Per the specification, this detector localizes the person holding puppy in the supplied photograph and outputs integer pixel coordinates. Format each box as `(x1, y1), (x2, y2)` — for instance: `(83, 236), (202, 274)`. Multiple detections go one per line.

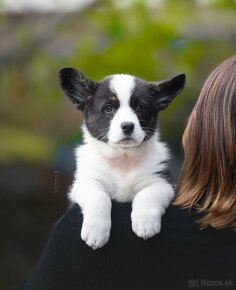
(17, 55), (236, 290)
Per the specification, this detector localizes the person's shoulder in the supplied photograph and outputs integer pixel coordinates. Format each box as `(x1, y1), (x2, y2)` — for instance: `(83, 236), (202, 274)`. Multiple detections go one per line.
(54, 203), (82, 227)
(50, 201), (134, 246)
(161, 204), (200, 229)
(52, 202), (191, 234)
(159, 204), (236, 259)
(49, 203), (84, 244)
(162, 203), (236, 238)
(53, 201), (132, 230)
(159, 204), (200, 248)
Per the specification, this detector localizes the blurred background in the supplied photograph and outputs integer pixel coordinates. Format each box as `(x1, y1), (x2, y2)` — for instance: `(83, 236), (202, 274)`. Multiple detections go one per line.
(1, 0), (236, 289)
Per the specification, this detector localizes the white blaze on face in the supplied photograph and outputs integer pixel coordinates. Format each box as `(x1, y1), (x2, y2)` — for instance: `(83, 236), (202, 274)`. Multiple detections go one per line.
(108, 74), (145, 147)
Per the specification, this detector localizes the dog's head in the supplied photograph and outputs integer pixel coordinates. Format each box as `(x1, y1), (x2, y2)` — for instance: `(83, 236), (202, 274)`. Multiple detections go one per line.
(59, 68), (185, 148)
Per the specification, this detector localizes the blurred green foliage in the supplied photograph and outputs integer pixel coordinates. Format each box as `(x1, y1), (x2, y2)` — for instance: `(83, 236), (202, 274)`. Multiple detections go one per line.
(0, 0), (236, 164)
(0, 124), (53, 163)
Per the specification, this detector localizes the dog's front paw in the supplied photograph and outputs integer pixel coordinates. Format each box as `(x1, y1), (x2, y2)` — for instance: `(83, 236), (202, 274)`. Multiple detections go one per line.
(131, 211), (161, 240)
(81, 217), (111, 250)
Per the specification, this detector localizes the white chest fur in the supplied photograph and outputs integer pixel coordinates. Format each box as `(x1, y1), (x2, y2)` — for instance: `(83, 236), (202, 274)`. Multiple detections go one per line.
(70, 131), (169, 203)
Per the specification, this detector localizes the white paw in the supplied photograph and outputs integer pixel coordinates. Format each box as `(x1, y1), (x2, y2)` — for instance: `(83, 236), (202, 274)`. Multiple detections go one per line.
(81, 217), (111, 250)
(131, 211), (161, 240)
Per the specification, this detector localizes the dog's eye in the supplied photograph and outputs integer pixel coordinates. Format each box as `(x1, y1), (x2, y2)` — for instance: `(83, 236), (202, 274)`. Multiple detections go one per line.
(136, 104), (145, 112)
(103, 104), (114, 113)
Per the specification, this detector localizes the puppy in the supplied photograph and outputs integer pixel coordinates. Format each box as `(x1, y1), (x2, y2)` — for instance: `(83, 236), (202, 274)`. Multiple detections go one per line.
(59, 68), (185, 249)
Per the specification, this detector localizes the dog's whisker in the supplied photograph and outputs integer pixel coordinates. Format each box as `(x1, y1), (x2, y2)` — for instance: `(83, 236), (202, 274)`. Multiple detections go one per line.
(95, 128), (110, 135)
(98, 133), (109, 142)
(144, 131), (154, 140)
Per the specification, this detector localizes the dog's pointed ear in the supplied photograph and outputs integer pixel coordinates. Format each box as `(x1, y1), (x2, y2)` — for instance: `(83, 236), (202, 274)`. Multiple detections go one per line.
(150, 74), (186, 110)
(59, 67), (98, 111)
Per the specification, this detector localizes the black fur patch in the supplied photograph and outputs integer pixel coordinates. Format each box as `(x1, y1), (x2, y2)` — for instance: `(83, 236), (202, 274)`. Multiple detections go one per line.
(155, 168), (173, 185)
(129, 74), (185, 141)
(84, 78), (119, 142)
(148, 74), (186, 110)
(130, 78), (159, 141)
(59, 68), (98, 111)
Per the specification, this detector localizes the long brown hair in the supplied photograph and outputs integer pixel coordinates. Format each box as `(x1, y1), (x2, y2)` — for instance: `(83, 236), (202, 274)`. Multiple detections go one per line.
(175, 55), (236, 229)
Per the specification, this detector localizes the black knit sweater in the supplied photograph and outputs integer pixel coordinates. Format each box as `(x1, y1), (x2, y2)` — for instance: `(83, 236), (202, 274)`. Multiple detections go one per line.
(17, 202), (236, 290)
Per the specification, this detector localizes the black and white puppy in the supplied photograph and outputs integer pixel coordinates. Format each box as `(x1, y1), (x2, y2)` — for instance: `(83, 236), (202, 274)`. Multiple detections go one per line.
(59, 68), (185, 249)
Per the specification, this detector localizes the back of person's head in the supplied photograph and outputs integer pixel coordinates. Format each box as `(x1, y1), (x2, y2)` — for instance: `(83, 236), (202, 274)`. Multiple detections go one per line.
(175, 55), (236, 230)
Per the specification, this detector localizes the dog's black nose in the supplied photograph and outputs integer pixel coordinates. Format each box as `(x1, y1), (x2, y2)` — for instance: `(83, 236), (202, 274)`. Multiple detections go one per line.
(121, 122), (134, 136)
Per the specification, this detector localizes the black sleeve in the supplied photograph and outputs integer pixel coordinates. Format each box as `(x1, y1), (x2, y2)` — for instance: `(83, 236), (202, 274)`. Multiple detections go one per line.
(16, 202), (159, 290)
(16, 205), (85, 290)
(19, 202), (236, 290)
